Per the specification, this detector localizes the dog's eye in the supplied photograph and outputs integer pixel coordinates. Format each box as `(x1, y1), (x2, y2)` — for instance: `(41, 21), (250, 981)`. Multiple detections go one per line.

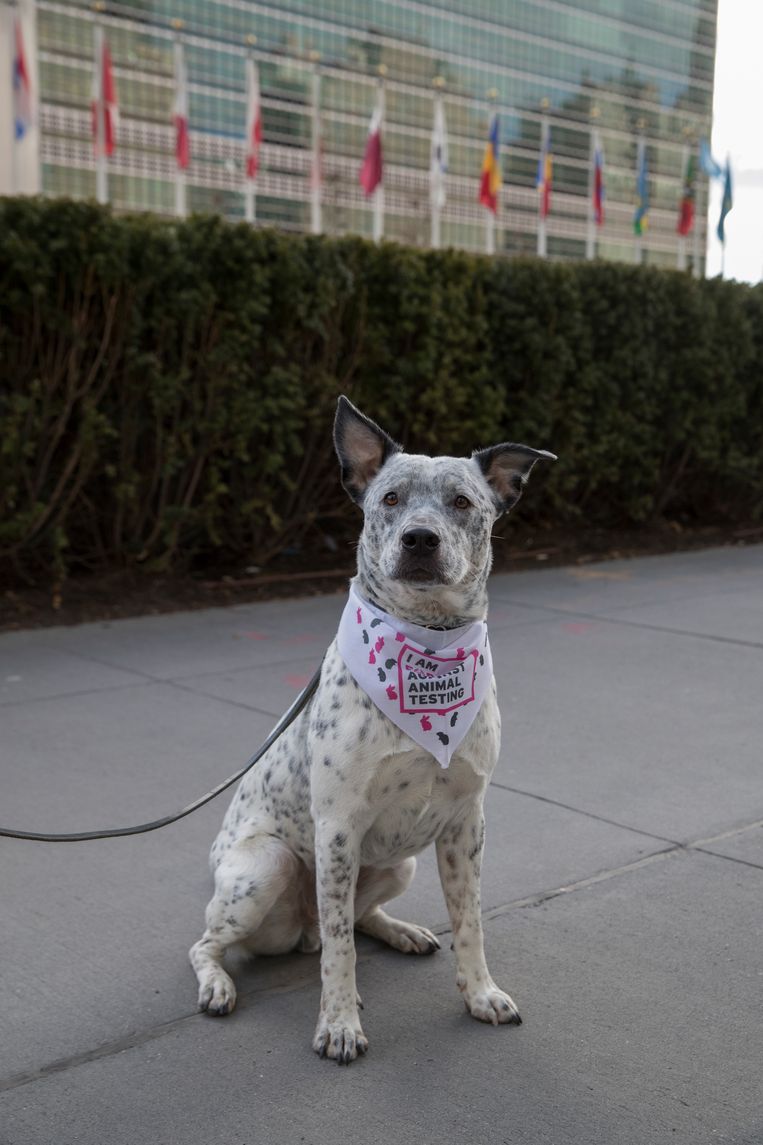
(454, 495), (471, 509)
(383, 492), (399, 507)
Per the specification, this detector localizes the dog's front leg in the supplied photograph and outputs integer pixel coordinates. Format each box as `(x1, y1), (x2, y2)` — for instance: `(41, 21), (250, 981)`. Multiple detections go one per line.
(312, 821), (368, 1063)
(436, 802), (522, 1026)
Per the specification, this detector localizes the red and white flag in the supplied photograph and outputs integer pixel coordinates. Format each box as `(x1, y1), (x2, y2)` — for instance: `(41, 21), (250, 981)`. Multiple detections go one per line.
(13, 16), (33, 141)
(173, 40), (190, 170)
(245, 57), (262, 181)
(359, 99), (382, 197)
(91, 27), (118, 156)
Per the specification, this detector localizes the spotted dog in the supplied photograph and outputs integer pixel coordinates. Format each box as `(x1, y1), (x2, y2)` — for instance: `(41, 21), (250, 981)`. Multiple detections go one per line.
(189, 396), (555, 1063)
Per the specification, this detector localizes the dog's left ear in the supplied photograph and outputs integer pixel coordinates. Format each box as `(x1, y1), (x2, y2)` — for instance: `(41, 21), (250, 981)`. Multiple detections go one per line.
(472, 442), (557, 515)
(334, 395), (403, 505)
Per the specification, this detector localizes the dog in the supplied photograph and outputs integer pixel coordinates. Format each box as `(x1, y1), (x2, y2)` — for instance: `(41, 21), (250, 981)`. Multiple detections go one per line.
(189, 395), (555, 1063)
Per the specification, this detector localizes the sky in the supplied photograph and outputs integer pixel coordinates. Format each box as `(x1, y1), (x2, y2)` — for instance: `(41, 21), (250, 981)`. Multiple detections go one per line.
(705, 0), (763, 282)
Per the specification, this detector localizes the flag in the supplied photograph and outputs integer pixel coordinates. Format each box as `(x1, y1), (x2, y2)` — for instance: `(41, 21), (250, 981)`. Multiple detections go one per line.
(430, 96), (448, 210)
(359, 98), (383, 197)
(633, 137), (649, 235)
(717, 159), (733, 244)
(592, 131), (605, 226)
(478, 112), (501, 213)
(13, 17), (33, 141)
(676, 151), (696, 236)
(173, 41), (190, 170)
(699, 138), (722, 180)
(536, 120), (552, 219)
(245, 57), (262, 181)
(91, 29), (118, 156)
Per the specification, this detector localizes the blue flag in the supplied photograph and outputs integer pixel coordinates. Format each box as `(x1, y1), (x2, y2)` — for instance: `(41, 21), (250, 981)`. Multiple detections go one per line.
(717, 159), (733, 244)
(633, 138), (649, 235)
(699, 139), (722, 180)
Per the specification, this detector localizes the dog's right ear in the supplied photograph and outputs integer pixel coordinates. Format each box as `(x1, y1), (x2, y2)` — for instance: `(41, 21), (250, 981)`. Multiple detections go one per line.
(334, 395), (402, 505)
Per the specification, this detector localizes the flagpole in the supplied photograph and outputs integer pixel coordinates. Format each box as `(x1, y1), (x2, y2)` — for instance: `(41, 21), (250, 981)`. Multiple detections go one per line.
(309, 51), (321, 235)
(172, 22), (186, 219)
(585, 107), (599, 261)
(693, 171), (703, 278)
(244, 35), (257, 225)
(431, 75), (445, 250)
(373, 65), (386, 244)
(537, 99), (549, 259)
(92, 4), (107, 204)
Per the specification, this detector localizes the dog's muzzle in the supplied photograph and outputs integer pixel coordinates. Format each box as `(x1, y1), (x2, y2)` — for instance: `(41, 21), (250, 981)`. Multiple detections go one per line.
(396, 527), (446, 583)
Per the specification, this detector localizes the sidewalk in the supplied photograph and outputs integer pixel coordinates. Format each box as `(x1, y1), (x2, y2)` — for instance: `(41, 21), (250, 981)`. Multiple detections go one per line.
(1, 545), (761, 1145)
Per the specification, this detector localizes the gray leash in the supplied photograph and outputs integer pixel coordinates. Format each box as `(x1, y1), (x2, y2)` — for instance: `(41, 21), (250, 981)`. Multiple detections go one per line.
(0, 660), (323, 843)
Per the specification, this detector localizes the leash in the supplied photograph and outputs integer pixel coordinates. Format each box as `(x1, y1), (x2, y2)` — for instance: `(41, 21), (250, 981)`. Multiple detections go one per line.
(0, 660), (323, 843)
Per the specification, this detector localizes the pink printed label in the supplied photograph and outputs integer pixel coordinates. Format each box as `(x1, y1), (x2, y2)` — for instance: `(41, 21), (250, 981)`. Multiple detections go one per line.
(396, 643), (477, 716)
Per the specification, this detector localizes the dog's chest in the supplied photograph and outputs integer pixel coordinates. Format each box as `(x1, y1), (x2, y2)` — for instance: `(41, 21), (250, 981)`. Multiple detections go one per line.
(358, 753), (485, 866)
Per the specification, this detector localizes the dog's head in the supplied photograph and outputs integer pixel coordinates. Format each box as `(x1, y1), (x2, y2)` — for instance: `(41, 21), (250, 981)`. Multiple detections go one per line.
(334, 396), (556, 626)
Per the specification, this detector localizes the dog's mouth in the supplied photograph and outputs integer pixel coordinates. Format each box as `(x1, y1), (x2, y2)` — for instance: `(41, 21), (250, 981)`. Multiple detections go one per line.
(394, 557), (448, 585)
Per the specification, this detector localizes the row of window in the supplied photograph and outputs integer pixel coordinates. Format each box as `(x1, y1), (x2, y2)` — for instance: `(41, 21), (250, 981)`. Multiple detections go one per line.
(45, 1), (713, 116)
(286, 0), (716, 50)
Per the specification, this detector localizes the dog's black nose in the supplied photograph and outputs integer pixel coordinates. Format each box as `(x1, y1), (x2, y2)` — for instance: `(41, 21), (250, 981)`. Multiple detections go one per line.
(401, 528), (441, 555)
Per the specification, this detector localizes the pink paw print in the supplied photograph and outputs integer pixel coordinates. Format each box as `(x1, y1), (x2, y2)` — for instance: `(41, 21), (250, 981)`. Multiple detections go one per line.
(456, 647), (466, 660)
(420, 715), (432, 731)
(368, 650), (376, 665)
(375, 636), (385, 653)
(395, 632), (405, 642)
(356, 608), (362, 624)
(386, 684), (398, 700)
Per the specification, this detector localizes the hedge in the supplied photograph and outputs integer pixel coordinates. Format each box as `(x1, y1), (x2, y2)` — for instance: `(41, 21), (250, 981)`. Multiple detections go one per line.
(1, 197), (761, 583)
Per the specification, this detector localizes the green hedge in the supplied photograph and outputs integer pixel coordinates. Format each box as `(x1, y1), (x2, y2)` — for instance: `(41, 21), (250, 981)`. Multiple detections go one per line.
(1, 197), (761, 582)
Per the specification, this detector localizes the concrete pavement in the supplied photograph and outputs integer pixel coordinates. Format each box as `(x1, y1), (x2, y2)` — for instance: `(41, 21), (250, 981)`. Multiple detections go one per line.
(1, 544), (761, 1144)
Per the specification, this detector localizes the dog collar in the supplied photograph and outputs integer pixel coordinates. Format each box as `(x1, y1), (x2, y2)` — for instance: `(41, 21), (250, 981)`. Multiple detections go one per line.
(336, 585), (492, 767)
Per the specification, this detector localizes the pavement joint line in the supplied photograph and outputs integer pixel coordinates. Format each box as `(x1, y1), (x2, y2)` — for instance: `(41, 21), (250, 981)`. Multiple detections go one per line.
(476, 818), (763, 925)
(0, 679), (155, 710)
(488, 597), (763, 651)
(164, 676), (287, 720)
(488, 780), (680, 846)
(32, 639), (326, 682)
(492, 575), (761, 619)
(167, 650), (325, 685)
(0, 638), (321, 716)
(4, 816), (761, 1095)
(692, 847), (763, 872)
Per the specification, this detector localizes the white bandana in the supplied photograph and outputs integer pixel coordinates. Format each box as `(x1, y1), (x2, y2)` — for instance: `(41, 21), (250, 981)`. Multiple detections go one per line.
(336, 585), (493, 767)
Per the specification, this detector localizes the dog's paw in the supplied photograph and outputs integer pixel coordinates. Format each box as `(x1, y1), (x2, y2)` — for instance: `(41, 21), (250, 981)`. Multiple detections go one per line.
(386, 920), (441, 956)
(358, 913), (441, 955)
(463, 984), (521, 1027)
(197, 971), (237, 1016)
(313, 1014), (368, 1064)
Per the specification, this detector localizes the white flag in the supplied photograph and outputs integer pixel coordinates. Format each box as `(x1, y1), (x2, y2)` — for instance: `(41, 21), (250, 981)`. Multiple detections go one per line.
(430, 96), (448, 209)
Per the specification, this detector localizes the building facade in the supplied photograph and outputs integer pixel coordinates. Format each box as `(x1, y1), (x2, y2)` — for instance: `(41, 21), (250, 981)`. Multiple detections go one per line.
(3, 0), (718, 269)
